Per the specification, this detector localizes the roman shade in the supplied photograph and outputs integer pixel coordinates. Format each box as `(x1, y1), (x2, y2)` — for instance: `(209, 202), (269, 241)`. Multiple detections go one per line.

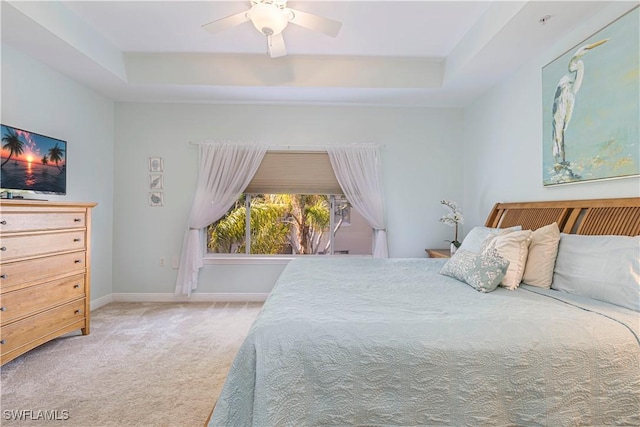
(245, 151), (343, 195)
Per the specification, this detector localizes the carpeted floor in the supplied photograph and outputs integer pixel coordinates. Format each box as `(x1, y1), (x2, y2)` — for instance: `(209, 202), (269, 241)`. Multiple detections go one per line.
(0, 302), (262, 427)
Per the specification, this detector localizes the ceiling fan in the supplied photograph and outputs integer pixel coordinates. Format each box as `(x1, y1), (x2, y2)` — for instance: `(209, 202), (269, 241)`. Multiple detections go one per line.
(202, 0), (342, 58)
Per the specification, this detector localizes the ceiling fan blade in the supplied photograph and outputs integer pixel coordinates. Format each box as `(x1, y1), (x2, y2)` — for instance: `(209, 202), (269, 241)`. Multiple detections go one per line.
(287, 8), (342, 37)
(202, 10), (250, 34)
(268, 33), (287, 58)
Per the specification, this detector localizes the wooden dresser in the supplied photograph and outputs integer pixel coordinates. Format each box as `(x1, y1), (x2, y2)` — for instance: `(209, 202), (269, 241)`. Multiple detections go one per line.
(0, 200), (97, 365)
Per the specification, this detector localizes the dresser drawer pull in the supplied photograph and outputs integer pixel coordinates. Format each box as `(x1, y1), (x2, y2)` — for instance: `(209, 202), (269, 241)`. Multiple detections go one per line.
(74, 259), (82, 264)
(75, 309), (82, 314)
(0, 274), (6, 279)
(74, 218), (82, 222)
(0, 220), (6, 225)
(0, 306), (6, 312)
(0, 340), (5, 345)
(0, 247), (5, 251)
(74, 284), (81, 288)
(74, 238), (82, 242)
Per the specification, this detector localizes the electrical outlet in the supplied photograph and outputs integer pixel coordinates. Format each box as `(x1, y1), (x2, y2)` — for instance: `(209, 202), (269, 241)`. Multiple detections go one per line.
(160, 257), (165, 267)
(171, 256), (179, 269)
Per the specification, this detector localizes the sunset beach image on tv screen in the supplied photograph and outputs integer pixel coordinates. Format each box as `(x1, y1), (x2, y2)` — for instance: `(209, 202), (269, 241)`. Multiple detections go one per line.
(1, 124), (67, 195)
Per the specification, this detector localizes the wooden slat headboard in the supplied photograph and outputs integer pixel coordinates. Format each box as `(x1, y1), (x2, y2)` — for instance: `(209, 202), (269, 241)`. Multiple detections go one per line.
(484, 197), (640, 236)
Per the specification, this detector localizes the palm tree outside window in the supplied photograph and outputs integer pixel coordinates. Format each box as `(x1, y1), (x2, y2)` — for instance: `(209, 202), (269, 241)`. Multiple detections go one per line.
(207, 193), (371, 256)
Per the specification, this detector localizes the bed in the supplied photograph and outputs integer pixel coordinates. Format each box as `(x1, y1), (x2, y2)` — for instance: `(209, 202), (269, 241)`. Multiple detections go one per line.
(208, 198), (640, 427)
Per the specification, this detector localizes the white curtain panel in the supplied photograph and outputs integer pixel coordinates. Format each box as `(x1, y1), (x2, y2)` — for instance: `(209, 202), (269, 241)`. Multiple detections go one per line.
(328, 145), (389, 258)
(175, 142), (267, 296)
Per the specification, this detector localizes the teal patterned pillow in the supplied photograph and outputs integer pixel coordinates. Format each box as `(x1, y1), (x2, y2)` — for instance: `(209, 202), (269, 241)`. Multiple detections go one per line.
(439, 249), (510, 293)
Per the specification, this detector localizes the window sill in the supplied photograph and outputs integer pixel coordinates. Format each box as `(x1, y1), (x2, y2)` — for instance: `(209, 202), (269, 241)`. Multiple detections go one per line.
(203, 255), (295, 265)
(202, 254), (372, 265)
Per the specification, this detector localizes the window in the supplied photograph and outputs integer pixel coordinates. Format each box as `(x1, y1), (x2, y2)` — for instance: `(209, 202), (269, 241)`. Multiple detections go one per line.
(205, 151), (372, 256)
(207, 194), (372, 255)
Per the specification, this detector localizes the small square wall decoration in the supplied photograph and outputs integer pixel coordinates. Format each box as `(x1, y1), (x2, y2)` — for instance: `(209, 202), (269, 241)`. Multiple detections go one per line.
(541, 7), (639, 186)
(149, 174), (163, 190)
(149, 192), (163, 207)
(149, 157), (163, 172)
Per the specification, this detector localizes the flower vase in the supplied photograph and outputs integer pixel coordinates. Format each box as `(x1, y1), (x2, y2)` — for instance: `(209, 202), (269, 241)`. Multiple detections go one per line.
(450, 242), (458, 255)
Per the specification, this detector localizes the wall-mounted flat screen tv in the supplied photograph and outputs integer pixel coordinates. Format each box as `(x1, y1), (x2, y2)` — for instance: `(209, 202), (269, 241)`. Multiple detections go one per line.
(1, 124), (67, 195)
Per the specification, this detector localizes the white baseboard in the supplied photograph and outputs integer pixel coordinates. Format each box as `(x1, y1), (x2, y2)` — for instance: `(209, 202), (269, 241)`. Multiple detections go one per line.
(90, 294), (114, 311)
(110, 293), (269, 303)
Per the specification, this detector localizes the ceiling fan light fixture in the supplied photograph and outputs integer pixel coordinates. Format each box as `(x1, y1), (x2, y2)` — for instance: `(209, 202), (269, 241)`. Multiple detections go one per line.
(247, 3), (289, 36)
(202, 0), (341, 59)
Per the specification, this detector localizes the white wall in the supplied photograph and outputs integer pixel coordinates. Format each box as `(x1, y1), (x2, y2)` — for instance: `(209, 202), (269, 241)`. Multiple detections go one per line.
(462, 3), (640, 231)
(1, 44), (115, 302)
(11, 3), (636, 301)
(113, 103), (463, 295)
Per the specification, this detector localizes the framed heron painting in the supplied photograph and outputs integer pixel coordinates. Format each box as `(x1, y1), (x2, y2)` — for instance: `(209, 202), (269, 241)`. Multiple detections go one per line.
(542, 6), (639, 186)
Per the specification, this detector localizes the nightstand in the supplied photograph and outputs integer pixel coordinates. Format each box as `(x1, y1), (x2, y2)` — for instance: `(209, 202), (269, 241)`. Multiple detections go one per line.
(425, 248), (451, 258)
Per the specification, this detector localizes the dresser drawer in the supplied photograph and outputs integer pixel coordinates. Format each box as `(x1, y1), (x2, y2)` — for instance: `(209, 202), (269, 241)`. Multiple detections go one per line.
(0, 274), (85, 325)
(0, 299), (85, 357)
(0, 230), (85, 261)
(0, 252), (86, 290)
(0, 211), (86, 233)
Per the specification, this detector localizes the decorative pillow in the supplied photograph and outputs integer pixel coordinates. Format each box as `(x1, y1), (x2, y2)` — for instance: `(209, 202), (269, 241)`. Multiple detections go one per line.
(440, 249), (510, 293)
(552, 234), (640, 312)
(458, 225), (523, 253)
(522, 222), (561, 288)
(481, 229), (532, 290)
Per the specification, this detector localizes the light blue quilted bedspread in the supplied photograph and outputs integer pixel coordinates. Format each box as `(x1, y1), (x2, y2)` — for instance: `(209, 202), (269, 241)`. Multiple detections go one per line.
(209, 258), (640, 427)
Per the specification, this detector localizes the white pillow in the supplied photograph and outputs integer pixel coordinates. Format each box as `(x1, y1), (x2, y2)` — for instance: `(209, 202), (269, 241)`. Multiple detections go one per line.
(481, 229), (532, 290)
(522, 223), (561, 288)
(459, 225), (522, 253)
(552, 234), (640, 312)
